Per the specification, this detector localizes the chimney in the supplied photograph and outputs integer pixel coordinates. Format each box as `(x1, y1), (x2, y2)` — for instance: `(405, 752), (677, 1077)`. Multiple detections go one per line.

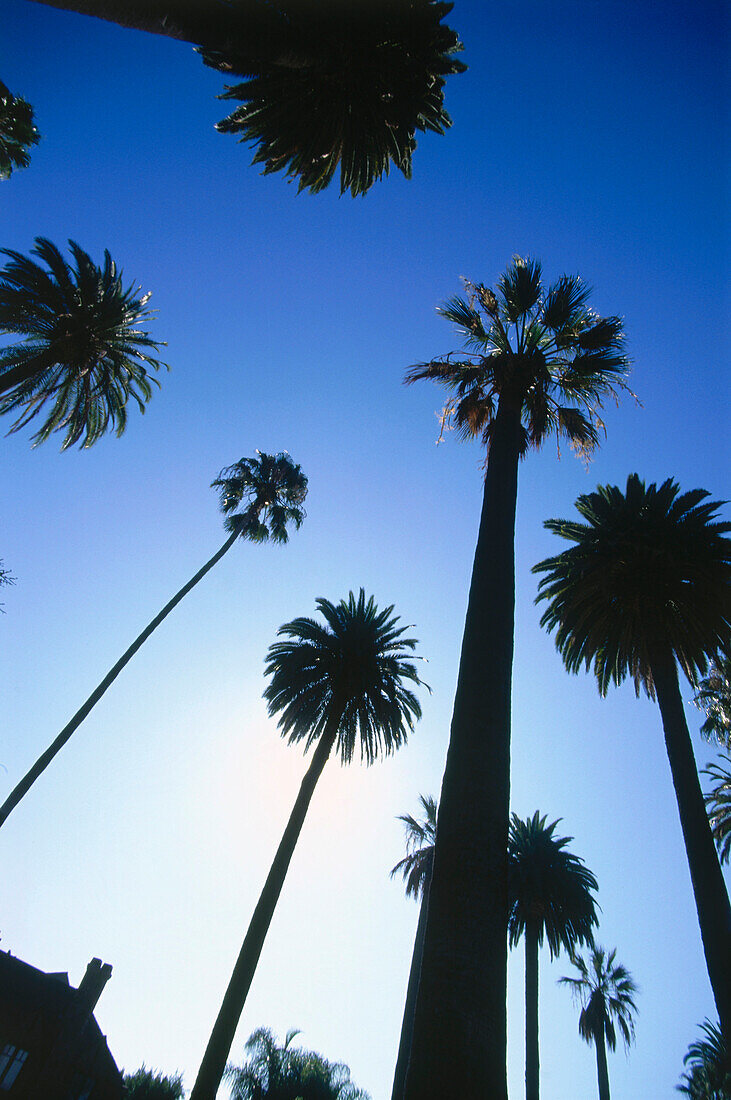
(77, 957), (112, 1012)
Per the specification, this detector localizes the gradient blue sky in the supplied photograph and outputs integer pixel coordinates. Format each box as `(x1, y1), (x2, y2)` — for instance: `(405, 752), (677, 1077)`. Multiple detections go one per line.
(2, 1), (729, 1096)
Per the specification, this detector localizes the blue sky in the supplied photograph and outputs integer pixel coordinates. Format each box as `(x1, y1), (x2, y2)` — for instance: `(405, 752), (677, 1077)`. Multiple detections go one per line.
(2, 1), (729, 1097)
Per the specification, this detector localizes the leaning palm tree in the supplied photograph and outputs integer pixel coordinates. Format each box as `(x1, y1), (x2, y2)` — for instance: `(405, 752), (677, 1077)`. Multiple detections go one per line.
(677, 1019), (730, 1100)
(225, 1026), (370, 1100)
(695, 655), (731, 749)
(534, 474), (731, 1037)
(559, 946), (637, 1100)
(0, 237), (167, 448)
(0, 452), (307, 829)
(190, 589), (424, 1100)
(508, 812), (598, 1100)
(390, 794), (437, 1100)
(29, 1), (465, 196)
(403, 257), (630, 1099)
(703, 754), (731, 866)
(0, 80), (40, 179)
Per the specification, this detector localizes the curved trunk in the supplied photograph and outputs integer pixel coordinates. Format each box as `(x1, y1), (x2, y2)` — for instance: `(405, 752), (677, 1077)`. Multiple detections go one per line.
(595, 1031), (610, 1100)
(189, 728), (335, 1100)
(525, 925), (539, 1100)
(0, 529), (239, 829)
(650, 651), (731, 1039)
(391, 883), (430, 1100)
(404, 396), (522, 1100)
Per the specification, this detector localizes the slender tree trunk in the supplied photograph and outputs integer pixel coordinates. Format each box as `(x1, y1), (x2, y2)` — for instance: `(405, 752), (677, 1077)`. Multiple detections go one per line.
(189, 728), (336, 1100)
(525, 925), (539, 1100)
(650, 650), (731, 1040)
(404, 396), (522, 1100)
(594, 1031), (610, 1100)
(391, 883), (430, 1100)
(0, 529), (239, 829)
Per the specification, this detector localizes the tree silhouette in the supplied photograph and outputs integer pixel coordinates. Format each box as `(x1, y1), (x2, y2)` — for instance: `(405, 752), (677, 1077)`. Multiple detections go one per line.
(0, 80), (40, 179)
(190, 590), (424, 1100)
(0, 237), (167, 448)
(535, 474), (731, 1036)
(403, 257), (629, 1099)
(0, 452), (307, 828)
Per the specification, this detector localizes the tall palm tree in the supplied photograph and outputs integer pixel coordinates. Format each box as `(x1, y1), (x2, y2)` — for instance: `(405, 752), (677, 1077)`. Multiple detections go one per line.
(0, 80), (40, 179)
(695, 655), (731, 749)
(0, 452), (307, 828)
(190, 589), (424, 1100)
(534, 474), (731, 1037)
(0, 237), (167, 448)
(390, 794), (437, 1100)
(30, 1), (465, 196)
(677, 1019), (730, 1100)
(508, 812), (598, 1100)
(224, 1026), (370, 1100)
(703, 754), (731, 866)
(403, 257), (629, 1099)
(559, 946), (637, 1100)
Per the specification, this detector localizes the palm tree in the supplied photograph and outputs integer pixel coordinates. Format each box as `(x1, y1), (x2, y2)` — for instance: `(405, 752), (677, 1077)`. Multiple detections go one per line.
(224, 1026), (370, 1100)
(559, 946), (637, 1100)
(122, 1066), (186, 1099)
(508, 812), (598, 1100)
(677, 1019), (730, 1100)
(534, 474), (731, 1036)
(0, 237), (167, 448)
(0, 80), (40, 179)
(703, 754), (731, 866)
(695, 655), (731, 749)
(190, 589), (424, 1100)
(29, 0), (465, 196)
(0, 452), (307, 828)
(390, 794), (437, 1100)
(403, 257), (629, 1099)
(0, 558), (14, 611)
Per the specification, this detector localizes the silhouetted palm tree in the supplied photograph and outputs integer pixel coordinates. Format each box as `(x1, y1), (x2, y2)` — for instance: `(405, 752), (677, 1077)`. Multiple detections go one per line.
(560, 946), (637, 1100)
(0, 452), (307, 828)
(703, 754), (731, 866)
(390, 794), (437, 1100)
(30, 0), (465, 196)
(0, 238), (167, 448)
(508, 812), (598, 1100)
(534, 474), (731, 1036)
(0, 80), (40, 178)
(122, 1066), (185, 1099)
(695, 655), (731, 749)
(190, 590), (424, 1100)
(225, 1026), (370, 1100)
(403, 257), (629, 1098)
(677, 1019), (730, 1099)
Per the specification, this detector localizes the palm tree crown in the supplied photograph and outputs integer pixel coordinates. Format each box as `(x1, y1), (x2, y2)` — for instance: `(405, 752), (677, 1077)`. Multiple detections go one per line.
(405, 256), (630, 460)
(508, 811), (598, 958)
(200, 0), (466, 197)
(0, 80), (40, 179)
(212, 451), (308, 543)
(677, 1019), (730, 1100)
(225, 1027), (370, 1100)
(264, 588), (424, 763)
(703, 754), (731, 866)
(534, 474), (731, 697)
(560, 946), (638, 1054)
(0, 237), (167, 448)
(391, 793), (437, 900)
(695, 655), (731, 748)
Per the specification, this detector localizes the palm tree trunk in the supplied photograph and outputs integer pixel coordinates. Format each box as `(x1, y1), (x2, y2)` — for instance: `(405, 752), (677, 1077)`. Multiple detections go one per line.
(189, 727), (336, 1100)
(404, 395), (523, 1100)
(27, 0), (319, 62)
(525, 925), (539, 1100)
(650, 650), (731, 1039)
(391, 884), (430, 1100)
(0, 529), (239, 829)
(594, 1031), (610, 1100)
